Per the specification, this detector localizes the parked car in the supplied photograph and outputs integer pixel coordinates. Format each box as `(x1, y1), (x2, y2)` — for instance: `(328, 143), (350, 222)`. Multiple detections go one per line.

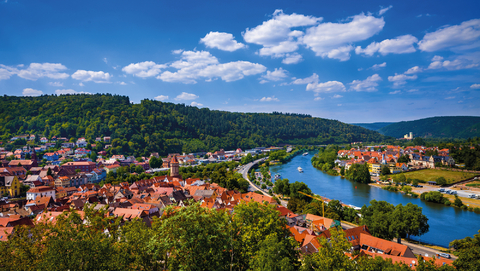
(438, 253), (451, 259)
(468, 194), (476, 199)
(438, 188), (445, 192)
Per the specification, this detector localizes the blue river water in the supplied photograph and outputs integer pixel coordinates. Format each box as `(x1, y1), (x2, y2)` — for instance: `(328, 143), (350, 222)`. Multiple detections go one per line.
(269, 151), (480, 247)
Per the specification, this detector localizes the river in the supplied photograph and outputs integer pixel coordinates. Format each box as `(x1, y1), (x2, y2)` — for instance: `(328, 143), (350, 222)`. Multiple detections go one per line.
(270, 151), (480, 247)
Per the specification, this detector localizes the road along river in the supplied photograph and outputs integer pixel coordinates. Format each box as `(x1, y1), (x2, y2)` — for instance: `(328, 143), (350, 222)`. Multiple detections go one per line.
(269, 151), (480, 248)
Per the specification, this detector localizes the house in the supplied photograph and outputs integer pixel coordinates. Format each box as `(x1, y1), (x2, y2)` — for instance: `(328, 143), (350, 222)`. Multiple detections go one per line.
(26, 186), (56, 200)
(8, 160), (36, 170)
(55, 176), (71, 188)
(40, 137), (48, 143)
(103, 136), (111, 143)
(105, 164), (121, 174)
(61, 142), (75, 148)
(23, 175), (43, 187)
(76, 138), (88, 148)
(95, 137), (102, 142)
(61, 161), (96, 173)
(44, 152), (59, 162)
(91, 168), (106, 183)
(74, 148), (91, 156)
(0, 176), (21, 197)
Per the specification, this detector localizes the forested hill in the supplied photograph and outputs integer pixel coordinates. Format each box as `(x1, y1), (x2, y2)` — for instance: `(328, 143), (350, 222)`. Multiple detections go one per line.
(0, 94), (386, 156)
(378, 116), (480, 139)
(351, 122), (394, 131)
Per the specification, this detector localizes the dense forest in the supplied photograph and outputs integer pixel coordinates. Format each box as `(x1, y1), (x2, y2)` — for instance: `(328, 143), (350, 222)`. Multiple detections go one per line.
(351, 122), (393, 131)
(0, 94), (386, 156)
(377, 116), (480, 139)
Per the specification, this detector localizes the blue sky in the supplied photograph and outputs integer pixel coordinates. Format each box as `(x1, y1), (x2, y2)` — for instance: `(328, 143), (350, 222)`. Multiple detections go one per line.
(1, 0), (479, 123)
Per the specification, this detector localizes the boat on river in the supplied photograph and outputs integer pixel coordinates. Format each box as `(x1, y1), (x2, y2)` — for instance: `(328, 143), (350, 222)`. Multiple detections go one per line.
(274, 174), (281, 180)
(303, 152), (308, 156)
(298, 167), (303, 173)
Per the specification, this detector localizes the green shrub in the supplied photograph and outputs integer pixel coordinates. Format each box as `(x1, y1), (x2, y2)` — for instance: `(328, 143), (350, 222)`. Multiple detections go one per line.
(444, 201), (451, 206)
(461, 205), (468, 210)
(474, 207), (480, 213)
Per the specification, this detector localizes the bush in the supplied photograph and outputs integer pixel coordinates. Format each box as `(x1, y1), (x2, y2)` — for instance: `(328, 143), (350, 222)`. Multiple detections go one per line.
(474, 207), (480, 213)
(444, 201), (451, 206)
(461, 205), (468, 210)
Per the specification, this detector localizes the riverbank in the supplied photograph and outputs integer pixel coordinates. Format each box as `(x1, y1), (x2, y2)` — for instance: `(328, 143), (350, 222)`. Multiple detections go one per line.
(370, 182), (480, 210)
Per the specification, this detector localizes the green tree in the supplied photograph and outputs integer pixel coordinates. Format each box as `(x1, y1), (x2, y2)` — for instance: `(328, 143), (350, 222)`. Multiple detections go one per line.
(451, 230), (480, 271)
(381, 165), (391, 175)
(300, 227), (355, 271)
(390, 203), (429, 243)
(454, 195), (463, 208)
(436, 177), (447, 186)
(361, 200), (396, 240)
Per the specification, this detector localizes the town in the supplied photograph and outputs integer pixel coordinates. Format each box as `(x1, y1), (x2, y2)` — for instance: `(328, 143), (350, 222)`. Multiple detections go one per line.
(2, 134), (474, 269)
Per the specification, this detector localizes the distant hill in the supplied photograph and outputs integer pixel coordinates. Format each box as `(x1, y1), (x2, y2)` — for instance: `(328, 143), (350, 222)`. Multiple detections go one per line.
(0, 94), (387, 156)
(351, 122), (394, 131)
(378, 116), (480, 139)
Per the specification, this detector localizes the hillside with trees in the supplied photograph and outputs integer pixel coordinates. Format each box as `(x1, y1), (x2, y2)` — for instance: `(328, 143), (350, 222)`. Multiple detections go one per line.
(0, 94), (386, 156)
(377, 116), (480, 139)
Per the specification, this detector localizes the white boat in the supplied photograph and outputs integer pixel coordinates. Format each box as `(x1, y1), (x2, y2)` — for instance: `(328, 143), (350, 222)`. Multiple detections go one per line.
(298, 167), (303, 173)
(303, 152), (308, 156)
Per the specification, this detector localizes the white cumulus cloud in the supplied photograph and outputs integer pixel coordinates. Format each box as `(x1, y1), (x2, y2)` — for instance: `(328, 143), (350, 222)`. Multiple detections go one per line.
(259, 96), (280, 102)
(22, 88), (43, 96)
(389, 90), (401, 94)
(388, 73), (417, 87)
(428, 54), (479, 70)
(55, 89), (92, 95)
(378, 5), (393, 16)
(282, 53), (303, 64)
(471, 84), (480, 89)
(261, 68), (288, 82)
(200, 32), (246, 52)
(405, 66), (423, 74)
(190, 101), (203, 107)
(292, 73), (319, 85)
(314, 97), (324, 101)
(332, 94), (343, 98)
(154, 95), (169, 101)
(122, 61), (167, 78)
(175, 92), (199, 101)
(307, 80), (346, 94)
(355, 35), (418, 56)
(17, 63), (69, 80)
(370, 62), (387, 70)
(72, 70), (112, 83)
(159, 50), (266, 84)
(418, 19), (480, 52)
(349, 74), (382, 92)
(302, 13), (385, 61)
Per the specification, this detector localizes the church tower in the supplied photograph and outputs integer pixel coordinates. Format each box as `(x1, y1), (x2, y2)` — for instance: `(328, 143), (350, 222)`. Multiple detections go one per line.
(170, 155), (180, 178)
(31, 147), (38, 167)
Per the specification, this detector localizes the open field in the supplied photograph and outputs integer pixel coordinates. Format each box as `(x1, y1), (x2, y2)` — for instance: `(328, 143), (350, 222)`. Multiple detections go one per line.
(397, 169), (477, 184)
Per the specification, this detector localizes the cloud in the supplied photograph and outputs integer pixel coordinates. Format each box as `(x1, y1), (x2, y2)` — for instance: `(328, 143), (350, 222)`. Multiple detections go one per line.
(282, 53), (303, 64)
(259, 96), (279, 102)
(175, 92), (199, 101)
(445, 96), (455, 100)
(55, 89), (92, 95)
(103, 58), (108, 64)
(387, 73), (417, 86)
(314, 97), (324, 101)
(154, 95), (169, 101)
(307, 80), (346, 94)
(243, 9), (321, 59)
(119, 81), (127, 85)
(48, 81), (64, 87)
(261, 68), (288, 82)
(389, 90), (401, 94)
(405, 66), (423, 74)
(79, 82), (84, 87)
(471, 84), (480, 89)
(200, 31), (246, 52)
(292, 73), (319, 85)
(0, 65), (18, 80)
(378, 5), (393, 16)
(159, 50), (266, 83)
(355, 35), (418, 56)
(15, 63), (69, 80)
(22, 88), (43, 96)
(349, 74), (382, 91)
(122, 61), (166, 78)
(428, 54), (480, 70)
(302, 13), (385, 61)
(172, 49), (183, 54)
(332, 94), (343, 98)
(418, 19), (480, 52)
(370, 62), (387, 70)
(190, 101), (203, 107)
(407, 89), (419, 92)
(71, 70), (112, 83)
